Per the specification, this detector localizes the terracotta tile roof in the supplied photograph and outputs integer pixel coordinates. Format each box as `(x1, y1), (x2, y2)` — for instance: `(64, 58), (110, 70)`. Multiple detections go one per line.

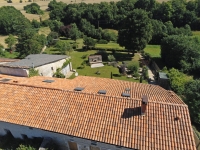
(0, 75), (184, 104)
(0, 82), (196, 150)
(0, 74), (196, 149)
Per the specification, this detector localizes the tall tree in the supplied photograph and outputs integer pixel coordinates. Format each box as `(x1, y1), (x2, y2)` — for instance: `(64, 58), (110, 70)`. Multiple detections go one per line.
(117, 9), (152, 52)
(83, 36), (96, 49)
(68, 23), (81, 42)
(0, 6), (31, 35)
(161, 35), (200, 72)
(184, 79), (200, 125)
(55, 40), (71, 55)
(5, 34), (17, 50)
(16, 29), (46, 58)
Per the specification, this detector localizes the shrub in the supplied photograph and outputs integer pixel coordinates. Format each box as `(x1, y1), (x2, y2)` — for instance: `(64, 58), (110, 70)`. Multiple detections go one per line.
(81, 54), (88, 59)
(142, 66), (149, 79)
(108, 54), (116, 62)
(127, 62), (139, 74)
(62, 59), (70, 68)
(53, 68), (65, 78)
(24, 3), (43, 15)
(29, 68), (39, 77)
(97, 39), (108, 44)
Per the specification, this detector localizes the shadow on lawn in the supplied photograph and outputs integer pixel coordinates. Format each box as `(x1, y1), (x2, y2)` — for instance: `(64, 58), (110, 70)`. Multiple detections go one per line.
(113, 74), (121, 77)
(94, 51), (134, 62)
(151, 57), (165, 70)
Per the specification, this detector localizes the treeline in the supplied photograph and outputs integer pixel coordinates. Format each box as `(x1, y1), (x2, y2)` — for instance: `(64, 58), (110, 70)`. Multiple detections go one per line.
(48, 0), (200, 30)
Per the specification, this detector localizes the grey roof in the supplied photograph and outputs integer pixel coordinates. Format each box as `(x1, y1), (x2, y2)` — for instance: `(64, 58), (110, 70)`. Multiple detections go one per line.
(0, 54), (68, 69)
(159, 72), (169, 79)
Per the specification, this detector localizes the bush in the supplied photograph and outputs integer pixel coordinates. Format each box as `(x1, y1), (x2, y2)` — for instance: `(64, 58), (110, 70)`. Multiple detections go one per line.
(24, 3), (43, 15)
(62, 59), (70, 68)
(29, 68), (39, 77)
(97, 39), (108, 44)
(107, 54), (116, 62)
(32, 19), (40, 28)
(53, 68), (65, 78)
(127, 62), (139, 74)
(142, 66), (149, 79)
(7, 0), (12, 3)
(81, 54), (88, 59)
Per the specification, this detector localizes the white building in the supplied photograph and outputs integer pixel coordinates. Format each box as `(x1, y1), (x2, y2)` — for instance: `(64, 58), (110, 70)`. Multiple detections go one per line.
(0, 54), (71, 77)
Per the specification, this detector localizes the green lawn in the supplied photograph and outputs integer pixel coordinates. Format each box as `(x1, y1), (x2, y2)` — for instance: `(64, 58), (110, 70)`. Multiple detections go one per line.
(192, 31), (200, 41)
(45, 45), (143, 82)
(144, 45), (161, 58)
(144, 45), (165, 69)
(95, 42), (124, 50)
(69, 50), (141, 82)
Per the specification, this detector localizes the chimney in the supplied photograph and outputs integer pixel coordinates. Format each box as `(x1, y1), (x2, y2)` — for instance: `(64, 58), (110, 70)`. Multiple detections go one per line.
(141, 95), (148, 116)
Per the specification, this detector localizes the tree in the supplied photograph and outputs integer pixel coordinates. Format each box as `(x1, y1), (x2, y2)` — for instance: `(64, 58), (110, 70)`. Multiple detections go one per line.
(167, 68), (192, 95)
(49, 20), (63, 32)
(149, 19), (167, 44)
(0, 6), (31, 35)
(5, 34), (17, 50)
(68, 23), (81, 42)
(161, 35), (200, 72)
(31, 19), (40, 28)
(127, 62), (139, 74)
(47, 32), (59, 46)
(117, 9), (152, 52)
(24, 3), (43, 15)
(55, 40), (71, 55)
(184, 79), (200, 125)
(83, 36), (96, 49)
(16, 29), (46, 58)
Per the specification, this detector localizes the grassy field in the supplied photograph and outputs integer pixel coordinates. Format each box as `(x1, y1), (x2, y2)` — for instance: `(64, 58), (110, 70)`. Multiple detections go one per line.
(144, 45), (161, 58)
(95, 42), (124, 50)
(192, 31), (200, 41)
(144, 44), (166, 69)
(69, 50), (141, 82)
(45, 43), (143, 82)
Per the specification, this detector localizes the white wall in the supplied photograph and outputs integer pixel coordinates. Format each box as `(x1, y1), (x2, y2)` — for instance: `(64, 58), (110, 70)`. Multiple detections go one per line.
(34, 58), (66, 77)
(0, 121), (131, 150)
(0, 67), (28, 77)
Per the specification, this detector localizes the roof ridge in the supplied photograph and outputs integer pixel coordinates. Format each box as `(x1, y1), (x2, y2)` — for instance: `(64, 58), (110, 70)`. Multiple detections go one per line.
(0, 82), (187, 106)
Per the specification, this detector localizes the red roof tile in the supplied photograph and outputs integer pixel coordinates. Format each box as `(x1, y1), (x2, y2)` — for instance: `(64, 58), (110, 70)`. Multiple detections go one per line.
(0, 74), (196, 149)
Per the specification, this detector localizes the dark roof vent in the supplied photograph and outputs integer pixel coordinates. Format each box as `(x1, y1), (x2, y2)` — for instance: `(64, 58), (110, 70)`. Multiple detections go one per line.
(0, 78), (11, 82)
(98, 90), (106, 94)
(42, 80), (54, 83)
(91, 141), (97, 146)
(74, 87), (84, 91)
(121, 93), (130, 97)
